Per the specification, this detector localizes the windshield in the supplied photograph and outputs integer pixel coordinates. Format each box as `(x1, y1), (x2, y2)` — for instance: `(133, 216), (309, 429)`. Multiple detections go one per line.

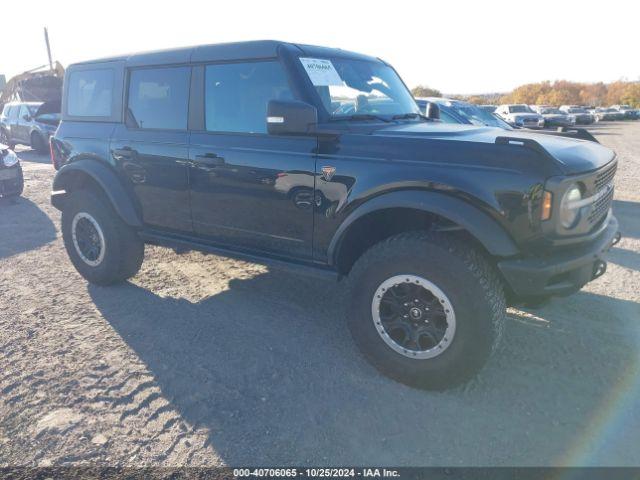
(508, 105), (531, 113)
(568, 108), (586, 113)
(303, 58), (419, 119)
(541, 108), (563, 114)
(451, 103), (511, 128)
(26, 104), (42, 115)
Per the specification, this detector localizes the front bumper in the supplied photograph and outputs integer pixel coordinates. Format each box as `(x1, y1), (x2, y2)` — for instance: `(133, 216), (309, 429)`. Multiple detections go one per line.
(498, 215), (620, 298)
(0, 165), (24, 197)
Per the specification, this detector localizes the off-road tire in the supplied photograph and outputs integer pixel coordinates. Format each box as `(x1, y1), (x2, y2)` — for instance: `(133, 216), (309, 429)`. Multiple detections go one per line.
(31, 132), (48, 154)
(61, 190), (144, 285)
(347, 231), (506, 390)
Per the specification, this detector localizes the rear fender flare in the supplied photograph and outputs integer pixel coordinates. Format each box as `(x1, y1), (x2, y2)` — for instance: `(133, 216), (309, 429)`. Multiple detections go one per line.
(51, 158), (142, 227)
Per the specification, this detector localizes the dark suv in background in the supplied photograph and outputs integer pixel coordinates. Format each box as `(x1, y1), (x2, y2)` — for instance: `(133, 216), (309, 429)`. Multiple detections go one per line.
(50, 41), (620, 389)
(0, 101), (60, 153)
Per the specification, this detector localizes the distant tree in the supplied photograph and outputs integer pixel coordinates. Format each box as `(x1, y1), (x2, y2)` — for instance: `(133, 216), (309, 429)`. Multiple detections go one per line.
(621, 82), (640, 108)
(580, 82), (607, 106)
(606, 81), (630, 106)
(411, 85), (442, 98)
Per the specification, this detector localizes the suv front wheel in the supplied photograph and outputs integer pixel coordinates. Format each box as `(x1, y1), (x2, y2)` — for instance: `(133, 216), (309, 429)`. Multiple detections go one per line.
(347, 231), (506, 390)
(61, 190), (144, 285)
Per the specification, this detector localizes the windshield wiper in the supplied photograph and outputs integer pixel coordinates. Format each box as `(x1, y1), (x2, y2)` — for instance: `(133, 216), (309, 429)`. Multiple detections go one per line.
(392, 112), (431, 121)
(331, 114), (392, 123)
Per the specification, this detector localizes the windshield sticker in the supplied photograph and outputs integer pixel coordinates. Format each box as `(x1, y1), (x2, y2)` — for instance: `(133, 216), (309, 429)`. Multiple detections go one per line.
(299, 58), (343, 86)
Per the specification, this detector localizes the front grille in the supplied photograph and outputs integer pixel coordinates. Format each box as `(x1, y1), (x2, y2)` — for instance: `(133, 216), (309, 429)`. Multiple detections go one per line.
(588, 186), (614, 224)
(594, 162), (617, 190)
(588, 162), (617, 225)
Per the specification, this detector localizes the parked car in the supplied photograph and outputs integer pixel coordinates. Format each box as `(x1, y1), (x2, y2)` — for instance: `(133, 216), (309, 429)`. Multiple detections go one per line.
(416, 97), (512, 129)
(0, 101), (60, 153)
(0, 144), (23, 198)
(478, 105), (497, 113)
(50, 40), (620, 389)
(531, 106), (576, 127)
(495, 104), (545, 129)
(559, 105), (595, 124)
(593, 107), (625, 122)
(611, 104), (638, 120)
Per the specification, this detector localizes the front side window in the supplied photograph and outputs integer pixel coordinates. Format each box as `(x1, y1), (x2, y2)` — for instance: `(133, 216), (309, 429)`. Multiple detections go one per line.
(67, 68), (114, 117)
(299, 57), (419, 118)
(205, 61), (293, 134)
(127, 67), (190, 130)
(19, 105), (31, 120)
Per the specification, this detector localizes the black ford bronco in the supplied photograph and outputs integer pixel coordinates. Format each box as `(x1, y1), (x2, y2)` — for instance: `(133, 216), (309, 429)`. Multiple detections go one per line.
(51, 41), (620, 389)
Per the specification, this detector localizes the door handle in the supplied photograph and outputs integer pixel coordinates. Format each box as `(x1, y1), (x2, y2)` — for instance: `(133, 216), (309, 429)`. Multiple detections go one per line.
(194, 153), (225, 167)
(113, 147), (136, 159)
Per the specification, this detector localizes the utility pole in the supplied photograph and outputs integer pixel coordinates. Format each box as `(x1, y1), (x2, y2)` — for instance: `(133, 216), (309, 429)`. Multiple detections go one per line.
(44, 27), (53, 71)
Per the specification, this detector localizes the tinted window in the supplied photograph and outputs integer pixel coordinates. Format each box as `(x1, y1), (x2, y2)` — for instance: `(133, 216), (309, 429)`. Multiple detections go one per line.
(8, 106), (19, 121)
(205, 61), (293, 134)
(127, 67), (190, 130)
(19, 105), (31, 120)
(67, 68), (114, 117)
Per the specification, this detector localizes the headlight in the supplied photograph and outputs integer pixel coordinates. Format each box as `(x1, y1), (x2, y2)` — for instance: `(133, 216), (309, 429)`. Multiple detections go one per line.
(560, 183), (583, 228)
(2, 149), (19, 167)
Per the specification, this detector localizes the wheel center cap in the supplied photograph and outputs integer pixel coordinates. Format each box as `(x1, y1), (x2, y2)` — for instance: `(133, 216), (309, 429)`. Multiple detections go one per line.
(409, 307), (423, 320)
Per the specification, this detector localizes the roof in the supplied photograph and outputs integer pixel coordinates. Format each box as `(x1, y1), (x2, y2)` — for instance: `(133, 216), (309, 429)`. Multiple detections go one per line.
(68, 40), (380, 68)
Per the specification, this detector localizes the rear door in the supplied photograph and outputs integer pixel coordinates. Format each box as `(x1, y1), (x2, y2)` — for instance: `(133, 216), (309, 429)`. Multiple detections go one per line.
(110, 66), (192, 232)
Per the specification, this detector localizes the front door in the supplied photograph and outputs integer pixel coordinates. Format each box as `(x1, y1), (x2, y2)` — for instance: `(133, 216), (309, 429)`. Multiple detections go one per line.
(189, 60), (317, 259)
(110, 66), (192, 232)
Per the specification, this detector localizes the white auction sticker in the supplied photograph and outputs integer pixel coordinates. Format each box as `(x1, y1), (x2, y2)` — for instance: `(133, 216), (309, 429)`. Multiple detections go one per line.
(299, 58), (343, 86)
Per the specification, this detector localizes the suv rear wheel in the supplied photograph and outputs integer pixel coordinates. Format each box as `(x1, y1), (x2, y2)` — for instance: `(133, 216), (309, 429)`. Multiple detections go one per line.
(61, 190), (144, 285)
(347, 231), (505, 390)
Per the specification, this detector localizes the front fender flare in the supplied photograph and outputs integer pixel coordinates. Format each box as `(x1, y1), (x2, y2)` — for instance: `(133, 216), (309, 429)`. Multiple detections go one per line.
(328, 190), (520, 264)
(51, 158), (142, 227)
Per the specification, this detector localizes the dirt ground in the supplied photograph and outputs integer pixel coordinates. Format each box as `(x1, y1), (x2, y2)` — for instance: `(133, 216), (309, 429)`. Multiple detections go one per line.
(1, 122), (639, 467)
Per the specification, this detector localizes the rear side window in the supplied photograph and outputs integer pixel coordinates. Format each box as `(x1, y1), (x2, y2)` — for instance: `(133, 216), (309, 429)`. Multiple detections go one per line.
(204, 61), (293, 134)
(127, 67), (190, 130)
(67, 68), (114, 117)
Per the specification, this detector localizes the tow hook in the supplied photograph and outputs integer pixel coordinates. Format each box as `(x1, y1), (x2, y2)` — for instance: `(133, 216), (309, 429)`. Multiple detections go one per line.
(611, 231), (622, 247)
(593, 260), (607, 280)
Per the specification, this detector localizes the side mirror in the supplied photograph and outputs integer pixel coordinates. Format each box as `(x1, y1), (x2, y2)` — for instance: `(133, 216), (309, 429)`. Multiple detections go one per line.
(267, 100), (317, 135)
(425, 102), (440, 120)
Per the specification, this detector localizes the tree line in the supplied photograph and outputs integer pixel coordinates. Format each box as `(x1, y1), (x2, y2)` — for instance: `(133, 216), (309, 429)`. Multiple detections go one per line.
(411, 81), (640, 107)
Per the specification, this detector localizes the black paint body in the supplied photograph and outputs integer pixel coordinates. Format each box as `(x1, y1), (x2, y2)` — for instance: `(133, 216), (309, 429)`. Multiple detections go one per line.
(50, 41), (620, 300)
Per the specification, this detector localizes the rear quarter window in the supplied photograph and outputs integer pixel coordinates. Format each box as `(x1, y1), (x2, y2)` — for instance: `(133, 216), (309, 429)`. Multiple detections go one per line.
(127, 67), (190, 130)
(67, 68), (114, 117)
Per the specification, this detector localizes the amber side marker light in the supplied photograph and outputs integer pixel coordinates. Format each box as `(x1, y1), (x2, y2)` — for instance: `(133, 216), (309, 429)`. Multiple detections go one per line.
(541, 191), (553, 220)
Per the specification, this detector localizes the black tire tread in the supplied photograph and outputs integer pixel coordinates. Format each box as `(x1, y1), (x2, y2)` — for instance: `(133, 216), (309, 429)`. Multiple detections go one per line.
(347, 230), (506, 389)
(62, 190), (144, 285)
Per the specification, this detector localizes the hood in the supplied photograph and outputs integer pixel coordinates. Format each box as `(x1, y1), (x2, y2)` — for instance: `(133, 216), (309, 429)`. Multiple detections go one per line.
(373, 122), (615, 175)
(34, 100), (61, 126)
(34, 100), (61, 117)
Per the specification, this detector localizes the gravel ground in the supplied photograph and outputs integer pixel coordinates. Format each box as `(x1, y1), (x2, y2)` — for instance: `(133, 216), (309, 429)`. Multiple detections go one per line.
(1, 122), (639, 467)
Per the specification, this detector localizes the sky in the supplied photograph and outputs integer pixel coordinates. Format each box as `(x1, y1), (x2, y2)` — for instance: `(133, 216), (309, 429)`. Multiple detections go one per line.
(1, 0), (637, 94)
